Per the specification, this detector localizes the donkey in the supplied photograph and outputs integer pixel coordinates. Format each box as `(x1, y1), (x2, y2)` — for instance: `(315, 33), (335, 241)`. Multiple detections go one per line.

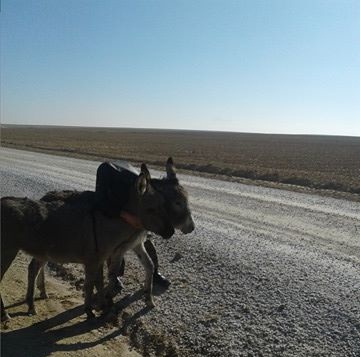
(1, 164), (174, 322)
(28, 158), (195, 311)
(102, 157), (195, 296)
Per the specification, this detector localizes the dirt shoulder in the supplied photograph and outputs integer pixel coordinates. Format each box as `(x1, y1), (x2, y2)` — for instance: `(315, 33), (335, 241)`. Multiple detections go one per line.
(0, 252), (141, 357)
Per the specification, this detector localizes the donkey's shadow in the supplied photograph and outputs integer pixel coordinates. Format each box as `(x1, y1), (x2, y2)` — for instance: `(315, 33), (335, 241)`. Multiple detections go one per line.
(1, 289), (151, 357)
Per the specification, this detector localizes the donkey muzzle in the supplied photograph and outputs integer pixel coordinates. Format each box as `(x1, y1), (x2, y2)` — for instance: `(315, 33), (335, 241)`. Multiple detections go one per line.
(180, 216), (195, 234)
(161, 226), (175, 239)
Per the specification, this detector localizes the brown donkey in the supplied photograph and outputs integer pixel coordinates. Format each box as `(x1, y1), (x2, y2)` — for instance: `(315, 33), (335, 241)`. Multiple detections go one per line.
(1, 164), (174, 322)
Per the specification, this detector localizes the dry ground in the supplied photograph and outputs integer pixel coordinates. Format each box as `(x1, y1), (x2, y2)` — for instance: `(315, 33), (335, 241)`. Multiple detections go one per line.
(0, 148), (359, 357)
(0, 252), (141, 357)
(1, 125), (359, 196)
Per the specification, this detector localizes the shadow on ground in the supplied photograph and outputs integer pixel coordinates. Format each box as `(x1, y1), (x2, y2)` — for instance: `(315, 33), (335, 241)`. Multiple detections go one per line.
(1, 289), (151, 357)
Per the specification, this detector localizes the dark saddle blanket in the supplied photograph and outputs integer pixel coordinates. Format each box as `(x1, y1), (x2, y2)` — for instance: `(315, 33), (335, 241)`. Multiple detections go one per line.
(40, 161), (138, 218)
(95, 161), (139, 217)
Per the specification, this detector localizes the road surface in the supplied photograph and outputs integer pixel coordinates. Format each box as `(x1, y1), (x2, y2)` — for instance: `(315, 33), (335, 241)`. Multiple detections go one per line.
(1, 147), (359, 357)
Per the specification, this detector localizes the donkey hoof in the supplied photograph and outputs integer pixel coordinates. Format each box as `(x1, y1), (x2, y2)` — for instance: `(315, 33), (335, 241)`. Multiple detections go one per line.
(86, 309), (96, 320)
(28, 307), (37, 316)
(106, 282), (123, 299)
(104, 310), (118, 325)
(1, 312), (11, 323)
(40, 292), (49, 299)
(94, 303), (103, 312)
(146, 298), (155, 309)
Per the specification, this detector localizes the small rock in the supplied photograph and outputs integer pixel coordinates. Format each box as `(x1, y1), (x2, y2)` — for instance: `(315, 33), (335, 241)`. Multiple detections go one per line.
(170, 252), (183, 263)
(240, 303), (250, 313)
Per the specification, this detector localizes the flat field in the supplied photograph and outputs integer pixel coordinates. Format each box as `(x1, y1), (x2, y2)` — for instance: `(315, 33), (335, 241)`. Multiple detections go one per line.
(1, 125), (359, 195)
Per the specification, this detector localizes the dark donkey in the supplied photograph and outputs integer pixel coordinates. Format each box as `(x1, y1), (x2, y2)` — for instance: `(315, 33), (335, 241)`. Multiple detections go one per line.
(1, 164), (175, 322)
(103, 157), (195, 295)
(28, 158), (195, 312)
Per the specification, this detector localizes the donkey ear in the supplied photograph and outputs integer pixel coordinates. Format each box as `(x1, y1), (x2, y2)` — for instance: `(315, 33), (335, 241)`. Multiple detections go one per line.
(136, 172), (148, 195)
(141, 163), (151, 181)
(166, 157), (176, 179)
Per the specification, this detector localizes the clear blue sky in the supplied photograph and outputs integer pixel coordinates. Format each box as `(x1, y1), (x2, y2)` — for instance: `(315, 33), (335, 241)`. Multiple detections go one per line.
(1, 0), (359, 135)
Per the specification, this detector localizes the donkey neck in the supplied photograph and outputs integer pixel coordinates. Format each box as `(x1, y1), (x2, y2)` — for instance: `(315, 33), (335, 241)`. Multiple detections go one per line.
(120, 211), (143, 230)
(122, 189), (140, 216)
(95, 211), (144, 258)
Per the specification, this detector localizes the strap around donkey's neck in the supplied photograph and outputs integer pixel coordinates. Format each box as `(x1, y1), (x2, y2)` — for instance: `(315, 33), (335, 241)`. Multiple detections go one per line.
(120, 211), (143, 230)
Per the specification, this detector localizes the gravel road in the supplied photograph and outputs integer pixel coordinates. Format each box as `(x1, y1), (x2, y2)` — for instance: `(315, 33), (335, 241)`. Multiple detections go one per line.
(0, 147), (359, 357)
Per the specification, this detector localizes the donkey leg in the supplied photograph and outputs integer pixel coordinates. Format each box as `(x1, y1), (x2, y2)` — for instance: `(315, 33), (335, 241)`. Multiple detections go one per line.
(144, 239), (171, 288)
(94, 266), (111, 312)
(133, 243), (155, 308)
(26, 258), (44, 315)
(106, 252), (125, 298)
(1, 298), (10, 324)
(36, 264), (48, 299)
(1, 248), (19, 322)
(84, 266), (97, 319)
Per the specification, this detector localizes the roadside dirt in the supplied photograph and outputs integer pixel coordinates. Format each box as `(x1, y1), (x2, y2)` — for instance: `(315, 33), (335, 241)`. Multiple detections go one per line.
(0, 252), (141, 357)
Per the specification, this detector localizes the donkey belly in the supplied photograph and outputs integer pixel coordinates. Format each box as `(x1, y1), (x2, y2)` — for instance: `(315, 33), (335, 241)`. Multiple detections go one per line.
(21, 209), (94, 264)
(23, 243), (87, 264)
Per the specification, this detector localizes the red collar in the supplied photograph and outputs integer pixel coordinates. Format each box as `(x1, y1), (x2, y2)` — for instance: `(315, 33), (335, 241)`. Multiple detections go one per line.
(120, 211), (143, 230)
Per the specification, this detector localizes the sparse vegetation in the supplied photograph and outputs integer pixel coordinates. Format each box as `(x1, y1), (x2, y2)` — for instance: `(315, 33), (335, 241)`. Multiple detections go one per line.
(1, 125), (359, 195)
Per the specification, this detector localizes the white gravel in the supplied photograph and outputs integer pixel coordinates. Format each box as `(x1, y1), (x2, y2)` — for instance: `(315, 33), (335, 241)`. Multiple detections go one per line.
(1, 147), (359, 357)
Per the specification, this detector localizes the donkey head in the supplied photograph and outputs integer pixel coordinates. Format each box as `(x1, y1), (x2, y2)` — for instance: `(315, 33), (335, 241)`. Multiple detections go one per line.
(132, 163), (175, 239)
(152, 158), (195, 234)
